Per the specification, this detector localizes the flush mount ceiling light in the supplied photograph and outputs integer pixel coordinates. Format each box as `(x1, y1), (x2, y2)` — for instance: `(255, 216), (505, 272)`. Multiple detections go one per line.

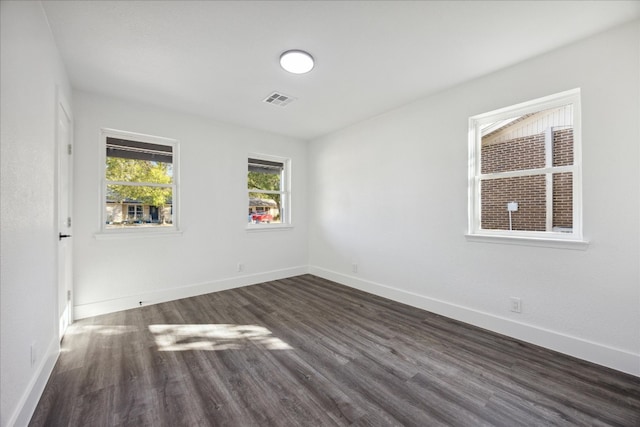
(280, 50), (314, 74)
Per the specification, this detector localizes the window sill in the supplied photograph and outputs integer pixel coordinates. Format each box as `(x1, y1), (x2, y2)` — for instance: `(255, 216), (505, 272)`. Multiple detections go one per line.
(246, 224), (293, 232)
(95, 229), (183, 240)
(465, 233), (589, 250)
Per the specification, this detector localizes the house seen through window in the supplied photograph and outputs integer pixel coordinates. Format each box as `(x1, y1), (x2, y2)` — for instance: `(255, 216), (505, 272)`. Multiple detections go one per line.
(248, 156), (290, 226)
(468, 89), (582, 241)
(103, 131), (178, 231)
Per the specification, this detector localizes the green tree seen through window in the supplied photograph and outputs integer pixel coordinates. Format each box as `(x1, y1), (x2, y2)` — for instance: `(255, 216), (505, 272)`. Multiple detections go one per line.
(106, 157), (172, 207)
(248, 170), (281, 206)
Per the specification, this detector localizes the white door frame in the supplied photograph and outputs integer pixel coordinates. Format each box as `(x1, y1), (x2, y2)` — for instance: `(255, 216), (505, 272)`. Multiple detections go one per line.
(56, 88), (73, 340)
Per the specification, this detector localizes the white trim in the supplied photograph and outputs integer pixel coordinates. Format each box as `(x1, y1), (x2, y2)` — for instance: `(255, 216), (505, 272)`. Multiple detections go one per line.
(479, 165), (574, 180)
(246, 224), (294, 232)
(471, 88), (581, 126)
(7, 335), (59, 427)
(465, 233), (589, 250)
(73, 266), (308, 319)
(308, 266), (639, 377)
(101, 127), (178, 145)
(106, 181), (173, 188)
(55, 86), (74, 336)
(468, 89), (583, 244)
(99, 128), (180, 235)
(544, 127), (554, 232)
(94, 229), (183, 240)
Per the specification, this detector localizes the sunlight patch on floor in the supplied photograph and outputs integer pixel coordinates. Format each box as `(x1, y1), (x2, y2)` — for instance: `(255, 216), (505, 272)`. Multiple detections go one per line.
(148, 324), (293, 351)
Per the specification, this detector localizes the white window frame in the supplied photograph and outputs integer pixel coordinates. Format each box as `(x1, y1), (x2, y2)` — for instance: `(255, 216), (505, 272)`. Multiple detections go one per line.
(466, 89), (588, 250)
(96, 128), (181, 238)
(247, 153), (292, 231)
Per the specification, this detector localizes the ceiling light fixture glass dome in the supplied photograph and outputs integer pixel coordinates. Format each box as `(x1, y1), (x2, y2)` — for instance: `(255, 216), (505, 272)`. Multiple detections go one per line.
(280, 50), (314, 74)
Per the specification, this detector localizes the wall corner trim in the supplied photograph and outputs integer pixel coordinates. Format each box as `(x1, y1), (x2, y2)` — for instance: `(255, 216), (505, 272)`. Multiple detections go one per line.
(308, 265), (640, 378)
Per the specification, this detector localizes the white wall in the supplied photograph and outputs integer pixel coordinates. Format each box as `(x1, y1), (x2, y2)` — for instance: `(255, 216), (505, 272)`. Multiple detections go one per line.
(308, 21), (640, 376)
(0, 2), (72, 426)
(72, 91), (308, 318)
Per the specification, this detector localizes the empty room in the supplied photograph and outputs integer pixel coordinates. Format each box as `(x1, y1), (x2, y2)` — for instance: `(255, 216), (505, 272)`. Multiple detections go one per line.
(1, 1), (639, 426)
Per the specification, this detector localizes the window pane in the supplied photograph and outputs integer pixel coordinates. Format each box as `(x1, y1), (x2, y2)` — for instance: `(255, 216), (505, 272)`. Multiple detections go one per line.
(107, 137), (172, 162)
(552, 128), (574, 167)
(552, 172), (573, 232)
(106, 137), (173, 184)
(248, 158), (282, 192)
(106, 185), (173, 228)
(481, 104), (573, 174)
(106, 158), (173, 184)
(248, 194), (282, 224)
(481, 175), (547, 231)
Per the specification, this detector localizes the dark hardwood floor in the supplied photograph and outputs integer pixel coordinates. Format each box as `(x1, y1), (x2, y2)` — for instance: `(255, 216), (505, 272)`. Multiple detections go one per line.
(30, 275), (640, 426)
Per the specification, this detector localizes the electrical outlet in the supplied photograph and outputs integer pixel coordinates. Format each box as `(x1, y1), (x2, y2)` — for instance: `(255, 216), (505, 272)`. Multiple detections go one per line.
(237, 263), (244, 273)
(510, 297), (522, 313)
(352, 263), (358, 273)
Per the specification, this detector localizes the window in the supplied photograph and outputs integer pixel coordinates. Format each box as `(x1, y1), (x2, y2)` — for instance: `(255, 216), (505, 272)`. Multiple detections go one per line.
(101, 129), (179, 233)
(127, 205), (143, 221)
(248, 155), (290, 227)
(468, 89), (585, 246)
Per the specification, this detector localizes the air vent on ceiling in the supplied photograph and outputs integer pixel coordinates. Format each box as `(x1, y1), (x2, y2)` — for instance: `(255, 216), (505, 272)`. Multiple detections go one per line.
(263, 91), (296, 107)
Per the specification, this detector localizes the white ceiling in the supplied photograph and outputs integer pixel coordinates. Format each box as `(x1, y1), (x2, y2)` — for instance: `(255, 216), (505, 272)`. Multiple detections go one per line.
(42, 1), (640, 140)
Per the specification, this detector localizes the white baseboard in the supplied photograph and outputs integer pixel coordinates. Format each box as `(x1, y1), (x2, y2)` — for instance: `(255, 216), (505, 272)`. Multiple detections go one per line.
(74, 266), (308, 319)
(8, 335), (59, 427)
(308, 265), (640, 377)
